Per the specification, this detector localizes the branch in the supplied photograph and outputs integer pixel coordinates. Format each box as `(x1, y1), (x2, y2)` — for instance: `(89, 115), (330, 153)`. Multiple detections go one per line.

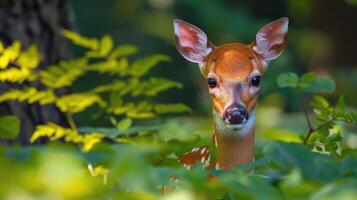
(298, 95), (333, 145)
(303, 120), (333, 144)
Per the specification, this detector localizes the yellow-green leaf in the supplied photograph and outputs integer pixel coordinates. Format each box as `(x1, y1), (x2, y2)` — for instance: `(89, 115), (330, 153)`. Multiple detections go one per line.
(62, 29), (99, 50)
(116, 118), (133, 131)
(0, 41), (21, 69)
(40, 58), (87, 88)
(129, 54), (170, 77)
(154, 103), (191, 114)
(109, 44), (138, 59)
(0, 68), (35, 83)
(56, 93), (105, 113)
(17, 44), (40, 69)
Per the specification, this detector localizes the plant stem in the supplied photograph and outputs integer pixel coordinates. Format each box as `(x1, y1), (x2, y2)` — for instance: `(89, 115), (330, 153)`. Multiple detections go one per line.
(298, 95), (315, 145)
(299, 96), (313, 131)
(66, 113), (77, 131)
(303, 120), (333, 144)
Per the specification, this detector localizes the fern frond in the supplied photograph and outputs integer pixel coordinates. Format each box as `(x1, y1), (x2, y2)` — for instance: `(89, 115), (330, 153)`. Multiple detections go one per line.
(88, 59), (128, 75)
(133, 77), (183, 96)
(17, 45), (40, 69)
(62, 29), (99, 50)
(0, 68), (36, 83)
(91, 80), (126, 93)
(0, 41), (21, 69)
(31, 123), (104, 152)
(92, 77), (182, 98)
(0, 87), (56, 104)
(108, 44), (138, 59)
(40, 58), (87, 88)
(85, 35), (114, 58)
(154, 103), (192, 114)
(129, 54), (170, 77)
(30, 123), (73, 143)
(107, 101), (156, 119)
(56, 93), (106, 113)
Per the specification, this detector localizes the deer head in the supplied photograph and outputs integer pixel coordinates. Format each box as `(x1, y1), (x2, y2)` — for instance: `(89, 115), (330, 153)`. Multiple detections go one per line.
(174, 18), (288, 138)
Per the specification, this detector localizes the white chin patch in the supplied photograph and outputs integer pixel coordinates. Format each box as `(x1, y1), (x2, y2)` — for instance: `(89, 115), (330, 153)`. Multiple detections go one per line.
(213, 109), (256, 137)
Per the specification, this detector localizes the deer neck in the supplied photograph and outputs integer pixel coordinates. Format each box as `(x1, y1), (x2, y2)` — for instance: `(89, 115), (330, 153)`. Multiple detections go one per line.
(212, 110), (255, 170)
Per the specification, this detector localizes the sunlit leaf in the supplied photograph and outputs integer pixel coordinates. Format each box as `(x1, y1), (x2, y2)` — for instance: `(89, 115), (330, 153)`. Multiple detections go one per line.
(81, 133), (104, 152)
(0, 87), (56, 105)
(0, 41), (21, 69)
(133, 77), (183, 96)
(56, 93), (105, 113)
(154, 103), (191, 114)
(41, 58), (87, 88)
(17, 44), (41, 69)
(129, 54), (170, 77)
(116, 118), (133, 131)
(85, 35), (114, 58)
(0, 68), (35, 83)
(109, 44), (138, 59)
(62, 29), (99, 50)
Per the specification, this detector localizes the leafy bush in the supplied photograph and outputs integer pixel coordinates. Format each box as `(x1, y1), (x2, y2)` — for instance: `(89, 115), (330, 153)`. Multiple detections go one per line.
(0, 33), (356, 199)
(0, 31), (190, 151)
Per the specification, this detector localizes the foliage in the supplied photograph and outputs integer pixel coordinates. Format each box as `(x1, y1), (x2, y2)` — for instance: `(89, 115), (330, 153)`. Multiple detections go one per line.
(0, 34), (356, 200)
(277, 72), (357, 157)
(0, 32), (190, 149)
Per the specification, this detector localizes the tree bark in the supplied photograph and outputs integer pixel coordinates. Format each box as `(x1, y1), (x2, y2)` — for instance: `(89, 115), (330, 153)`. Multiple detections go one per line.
(0, 0), (76, 144)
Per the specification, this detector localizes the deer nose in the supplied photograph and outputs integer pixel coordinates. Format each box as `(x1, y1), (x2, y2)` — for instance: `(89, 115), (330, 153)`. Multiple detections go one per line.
(224, 104), (248, 124)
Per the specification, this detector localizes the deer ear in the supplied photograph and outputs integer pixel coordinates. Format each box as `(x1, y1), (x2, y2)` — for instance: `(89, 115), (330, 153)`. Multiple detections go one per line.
(174, 19), (213, 64)
(253, 17), (289, 61)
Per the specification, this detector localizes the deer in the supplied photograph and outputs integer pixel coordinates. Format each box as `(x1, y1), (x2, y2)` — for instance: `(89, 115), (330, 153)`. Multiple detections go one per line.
(173, 17), (289, 170)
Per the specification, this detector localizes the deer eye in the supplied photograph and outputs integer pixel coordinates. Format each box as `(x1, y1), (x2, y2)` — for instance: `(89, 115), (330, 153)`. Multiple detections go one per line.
(250, 76), (261, 87)
(207, 78), (217, 88)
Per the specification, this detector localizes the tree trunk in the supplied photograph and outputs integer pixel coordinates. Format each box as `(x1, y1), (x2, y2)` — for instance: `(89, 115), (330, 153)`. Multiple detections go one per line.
(0, 0), (76, 144)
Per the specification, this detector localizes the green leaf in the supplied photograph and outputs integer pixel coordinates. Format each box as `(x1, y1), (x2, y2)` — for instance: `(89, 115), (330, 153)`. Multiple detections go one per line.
(297, 71), (335, 93)
(99, 35), (114, 55)
(299, 72), (317, 88)
(61, 29), (99, 50)
(116, 118), (133, 131)
(277, 72), (299, 88)
(0, 41), (21, 69)
(129, 54), (170, 77)
(40, 58), (88, 88)
(315, 76), (335, 93)
(303, 76), (335, 93)
(56, 93), (105, 113)
(311, 96), (329, 109)
(85, 35), (114, 58)
(109, 44), (138, 59)
(154, 103), (191, 114)
(17, 44), (40, 69)
(0, 115), (20, 139)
